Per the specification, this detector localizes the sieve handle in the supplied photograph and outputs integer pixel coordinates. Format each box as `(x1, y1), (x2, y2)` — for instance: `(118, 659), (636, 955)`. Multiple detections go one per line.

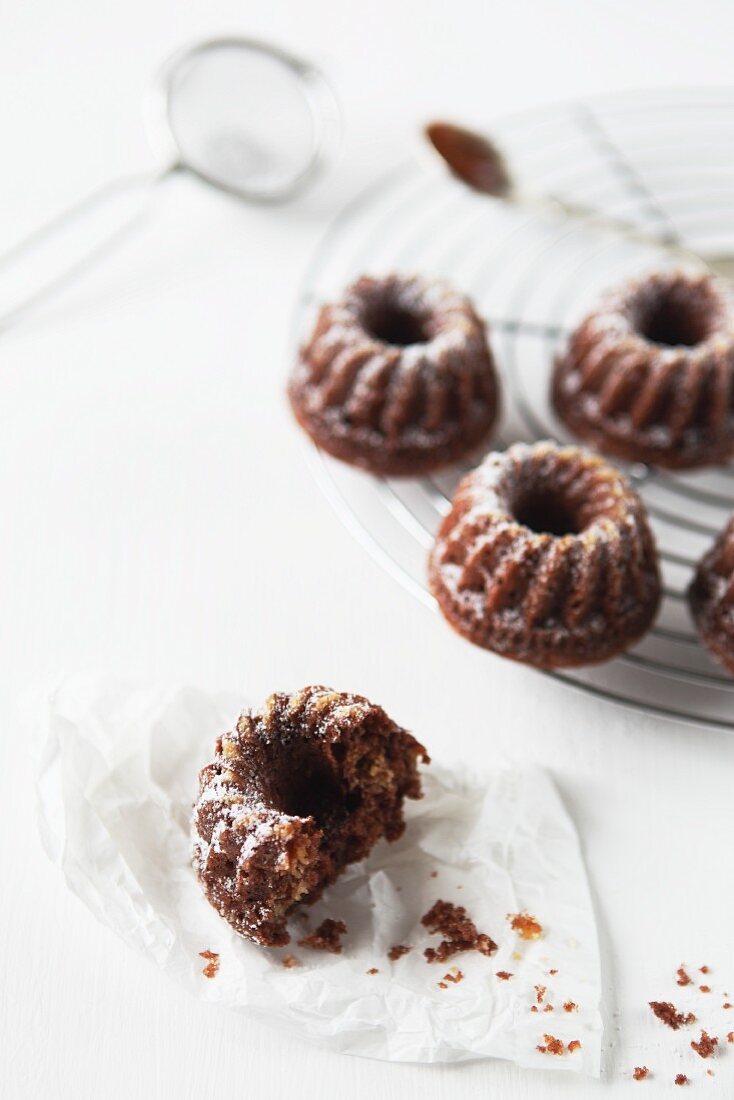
(0, 167), (172, 330)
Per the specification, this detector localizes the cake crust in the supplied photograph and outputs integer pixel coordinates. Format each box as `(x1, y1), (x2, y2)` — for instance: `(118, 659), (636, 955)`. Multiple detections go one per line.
(289, 274), (499, 476)
(552, 270), (734, 469)
(689, 516), (734, 675)
(429, 441), (661, 668)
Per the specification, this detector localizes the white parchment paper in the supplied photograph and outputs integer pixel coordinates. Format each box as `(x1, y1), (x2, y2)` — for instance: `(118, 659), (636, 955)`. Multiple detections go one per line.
(33, 673), (602, 1072)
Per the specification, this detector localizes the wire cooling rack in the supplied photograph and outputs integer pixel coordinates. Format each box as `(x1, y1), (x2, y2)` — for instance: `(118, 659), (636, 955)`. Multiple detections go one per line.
(291, 88), (734, 730)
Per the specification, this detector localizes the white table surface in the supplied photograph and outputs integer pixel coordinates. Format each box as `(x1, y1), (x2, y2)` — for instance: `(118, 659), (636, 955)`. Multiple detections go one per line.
(3, 1), (734, 1096)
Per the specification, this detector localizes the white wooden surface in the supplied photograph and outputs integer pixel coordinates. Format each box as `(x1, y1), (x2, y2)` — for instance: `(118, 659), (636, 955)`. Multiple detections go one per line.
(3, 2), (734, 1096)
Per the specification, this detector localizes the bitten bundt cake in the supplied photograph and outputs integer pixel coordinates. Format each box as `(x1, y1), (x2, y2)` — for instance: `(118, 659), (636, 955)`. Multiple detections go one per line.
(192, 686), (428, 946)
(428, 441), (661, 668)
(552, 270), (734, 469)
(288, 274), (499, 475)
(688, 516), (734, 675)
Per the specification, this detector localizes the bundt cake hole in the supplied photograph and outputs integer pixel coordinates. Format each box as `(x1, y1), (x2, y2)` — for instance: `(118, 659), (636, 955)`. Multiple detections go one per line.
(363, 300), (431, 347)
(514, 491), (581, 537)
(633, 286), (715, 348)
(277, 751), (346, 825)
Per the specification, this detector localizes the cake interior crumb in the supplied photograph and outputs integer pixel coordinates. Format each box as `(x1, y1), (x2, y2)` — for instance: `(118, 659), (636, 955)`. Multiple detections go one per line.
(298, 918), (347, 954)
(421, 900), (497, 963)
(508, 912), (543, 940)
(199, 949), (220, 979)
(649, 1000), (695, 1030)
(388, 944), (411, 961)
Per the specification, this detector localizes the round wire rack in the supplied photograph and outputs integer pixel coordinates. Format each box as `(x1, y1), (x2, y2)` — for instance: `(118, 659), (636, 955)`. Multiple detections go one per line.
(291, 88), (734, 730)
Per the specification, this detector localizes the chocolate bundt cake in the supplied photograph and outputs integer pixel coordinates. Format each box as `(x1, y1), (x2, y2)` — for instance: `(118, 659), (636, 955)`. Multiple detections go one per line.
(688, 516), (734, 675)
(428, 441), (661, 668)
(288, 274), (499, 475)
(552, 270), (734, 468)
(192, 686), (428, 947)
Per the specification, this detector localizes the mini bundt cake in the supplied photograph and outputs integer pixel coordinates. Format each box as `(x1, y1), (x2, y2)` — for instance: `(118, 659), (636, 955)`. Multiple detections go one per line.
(288, 274), (499, 475)
(688, 516), (734, 675)
(552, 270), (734, 469)
(428, 441), (661, 668)
(192, 686), (428, 946)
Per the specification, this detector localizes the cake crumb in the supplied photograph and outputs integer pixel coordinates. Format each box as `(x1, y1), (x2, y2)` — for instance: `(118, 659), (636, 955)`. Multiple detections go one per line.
(548, 968), (558, 976)
(563, 1000), (577, 1013)
(281, 954), (300, 969)
(567, 1040), (581, 1053)
(728, 1032), (734, 1044)
(700, 965), (710, 974)
(674, 1074), (688, 1086)
(438, 981), (448, 990)
(723, 1002), (732, 1009)
(691, 1030), (718, 1058)
(707, 1069), (714, 1077)
(700, 985), (711, 993)
(366, 967), (379, 975)
(443, 969), (464, 984)
(511, 951), (523, 962)
(633, 1066), (649, 1081)
(496, 971), (513, 981)
(536, 1034), (564, 1056)
(676, 965), (692, 986)
(543, 1004), (554, 1013)
(535, 984), (546, 1004)
(199, 950), (220, 979)
(649, 1001), (696, 1030)
(530, 1005), (538, 1013)
(298, 918), (347, 954)
(508, 912), (543, 940)
(421, 900), (497, 963)
(388, 944), (411, 961)
(430, 870), (438, 878)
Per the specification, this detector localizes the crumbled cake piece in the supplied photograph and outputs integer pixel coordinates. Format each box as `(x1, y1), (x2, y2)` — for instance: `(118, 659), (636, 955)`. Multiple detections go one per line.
(674, 1074), (688, 1086)
(676, 966), (692, 986)
(299, 918), (347, 954)
(388, 944), (411, 961)
(496, 971), (513, 981)
(649, 1001), (696, 1030)
(536, 1034), (564, 1056)
(691, 1030), (718, 1058)
(724, 1002), (732, 1009)
(548, 968), (558, 975)
(192, 686), (427, 946)
(535, 984), (546, 1004)
(443, 969), (464, 984)
(727, 1032), (734, 1043)
(508, 912), (543, 940)
(199, 950), (220, 979)
(421, 900), (497, 963)
(543, 1004), (554, 1013)
(366, 967), (379, 975)
(563, 1001), (577, 1013)
(281, 954), (300, 969)
(699, 985), (711, 993)
(567, 1040), (581, 1054)
(633, 1066), (649, 1081)
(700, 965), (710, 974)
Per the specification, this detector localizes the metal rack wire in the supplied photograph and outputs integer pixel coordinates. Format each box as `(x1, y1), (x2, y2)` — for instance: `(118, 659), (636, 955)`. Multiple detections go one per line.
(291, 89), (734, 729)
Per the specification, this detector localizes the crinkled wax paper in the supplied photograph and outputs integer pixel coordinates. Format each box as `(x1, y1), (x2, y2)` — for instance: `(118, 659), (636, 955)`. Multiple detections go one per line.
(33, 673), (602, 1072)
